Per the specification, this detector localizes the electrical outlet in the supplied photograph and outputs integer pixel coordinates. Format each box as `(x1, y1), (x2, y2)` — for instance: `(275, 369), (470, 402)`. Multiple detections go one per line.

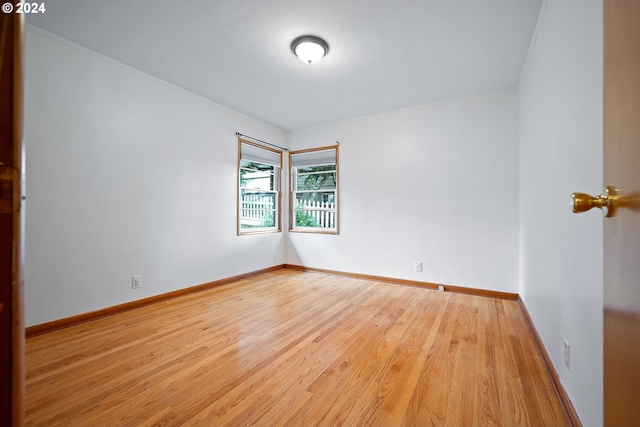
(132, 275), (142, 289)
(415, 261), (423, 272)
(564, 339), (571, 370)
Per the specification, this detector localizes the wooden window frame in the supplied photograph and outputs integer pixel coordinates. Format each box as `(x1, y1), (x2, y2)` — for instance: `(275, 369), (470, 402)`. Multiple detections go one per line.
(289, 145), (339, 234)
(237, 138), (282, 235)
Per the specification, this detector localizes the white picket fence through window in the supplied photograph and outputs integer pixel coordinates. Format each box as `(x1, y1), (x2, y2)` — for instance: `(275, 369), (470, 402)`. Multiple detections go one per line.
(295, 199), (336, 229)
(240, 194), (275, 227)
(240, 195), (335, 229)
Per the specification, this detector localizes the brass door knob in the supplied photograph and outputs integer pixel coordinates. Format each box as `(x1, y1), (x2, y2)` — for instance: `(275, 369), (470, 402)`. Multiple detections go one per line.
(571, 186), (619, 217)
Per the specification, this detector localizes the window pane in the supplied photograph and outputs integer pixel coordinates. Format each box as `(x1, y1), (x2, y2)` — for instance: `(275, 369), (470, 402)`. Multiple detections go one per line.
(296, 165), (336, 174)
(239, 210), (276, 228)
(240, 190), (277, 229)
(295, 170), (336, 190)
(294, 209), (336, 228)
(294, 192), (336, 229)
(240, 161), (275, 191)
(295, 191), (335, 205)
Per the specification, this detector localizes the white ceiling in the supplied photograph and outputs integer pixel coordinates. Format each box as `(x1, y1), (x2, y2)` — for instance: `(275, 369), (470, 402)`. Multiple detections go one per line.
(27, 0), (542, 131)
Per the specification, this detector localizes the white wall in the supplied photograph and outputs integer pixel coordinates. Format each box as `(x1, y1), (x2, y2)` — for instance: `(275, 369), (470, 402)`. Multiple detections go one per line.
(24, 27), (286, 327)
(518, 0), (603, 425)
(287, 89), (520, 293)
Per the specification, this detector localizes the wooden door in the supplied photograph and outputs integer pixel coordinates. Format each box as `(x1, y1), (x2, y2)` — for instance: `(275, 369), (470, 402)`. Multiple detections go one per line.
(0, 6), (25, 427)
(603, 1), (640, 426)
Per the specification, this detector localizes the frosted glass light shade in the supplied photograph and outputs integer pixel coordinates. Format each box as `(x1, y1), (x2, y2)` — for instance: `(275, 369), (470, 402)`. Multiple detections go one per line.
(294, 42), (325, 64)
(291, 35), (329, 65)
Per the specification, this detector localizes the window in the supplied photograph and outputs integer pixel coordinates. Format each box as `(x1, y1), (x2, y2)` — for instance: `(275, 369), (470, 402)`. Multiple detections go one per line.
(238, 139), (282, 234)
(290, 146), (338, 233)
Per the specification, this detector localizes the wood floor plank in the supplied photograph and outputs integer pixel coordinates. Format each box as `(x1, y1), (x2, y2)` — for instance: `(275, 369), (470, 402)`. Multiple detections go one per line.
(25, 270), (569, 427)
(473, 296), (502, 426)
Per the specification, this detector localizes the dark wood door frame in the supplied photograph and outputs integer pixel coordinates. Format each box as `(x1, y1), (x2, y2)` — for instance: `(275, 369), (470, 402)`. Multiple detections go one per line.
(0, 5), (25, 427)
(603, 0), (640, 425)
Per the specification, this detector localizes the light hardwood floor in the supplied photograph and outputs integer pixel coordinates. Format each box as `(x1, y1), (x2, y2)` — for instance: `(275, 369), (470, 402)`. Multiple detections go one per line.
(25, 269), (569, 426)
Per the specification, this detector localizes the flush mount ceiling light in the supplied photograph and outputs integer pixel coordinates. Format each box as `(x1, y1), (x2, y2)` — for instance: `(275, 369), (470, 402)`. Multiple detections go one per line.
(290, 35), (329, 65)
